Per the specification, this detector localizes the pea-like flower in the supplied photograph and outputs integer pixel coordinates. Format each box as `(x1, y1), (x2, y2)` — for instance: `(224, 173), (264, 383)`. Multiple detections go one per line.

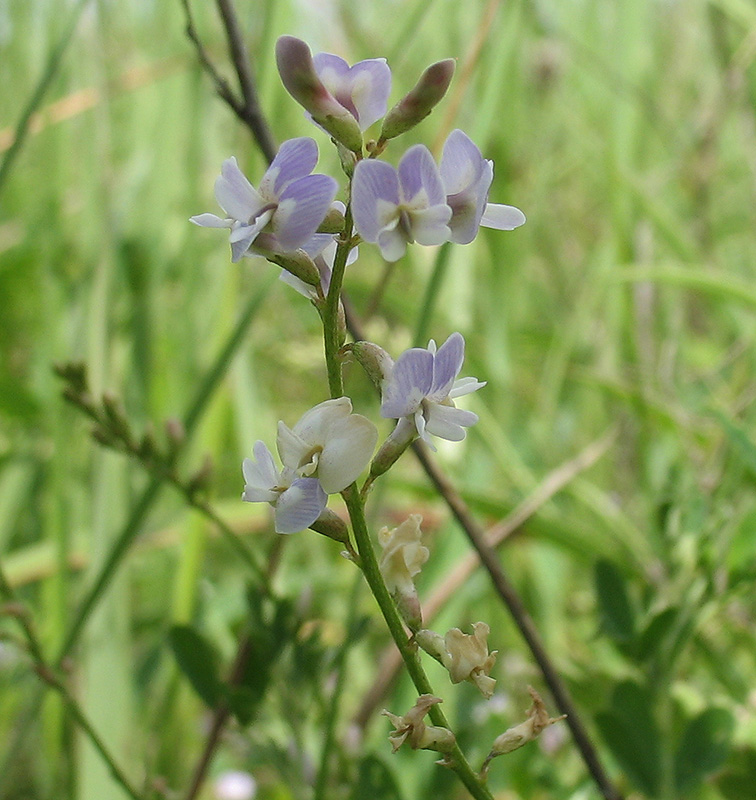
(312, 52), (391, 132)
(416, 622), (498, 698)
(276, 397), (378, 494)
(380, 332), (485, 449)
(242, 441), (327, 534)
(382, 694), (456, 754)
(378, 514), (429, 629)
(190, 138), (337, 261)
(352, 144), (452, 262)
(439, 129), (525, 244)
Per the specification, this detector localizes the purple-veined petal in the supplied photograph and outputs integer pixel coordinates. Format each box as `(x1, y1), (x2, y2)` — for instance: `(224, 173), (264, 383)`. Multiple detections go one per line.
(229, 213), (272, 262)
(347, 59), (391, 130)
(427, 332), (465, 401)
(273, 174), (338, 251)
(190, 213), (231, 228)
(352, 160), (400, 243)
(480, 203), (526, 230)
(449, 376), (486, 398)
(445, 190), (480, 245)
(424, 403), (477, 440)
(274, 478), (327, 533)
(276, 421), (313, 474)
(215, 157), (263, 221)
(414, 409), (435, 450)
(258, 137), (319, 200)
(440, 129), (485, 195)
(312, 53), (357, 116)
(318, 414), (378, 493)
(398, 145), (445, 207)
(409, 203), (452, 246)
(381, 348), (434, 418)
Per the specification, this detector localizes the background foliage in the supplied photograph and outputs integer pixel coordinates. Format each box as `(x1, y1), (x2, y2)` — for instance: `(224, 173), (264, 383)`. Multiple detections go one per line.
(1, 0), (756, 798)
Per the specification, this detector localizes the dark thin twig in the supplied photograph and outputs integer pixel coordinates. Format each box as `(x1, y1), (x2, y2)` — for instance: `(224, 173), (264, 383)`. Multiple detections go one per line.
(179, 0), (276, 164)
(410, 441), (624, 800)
(215, 0), (277, 163)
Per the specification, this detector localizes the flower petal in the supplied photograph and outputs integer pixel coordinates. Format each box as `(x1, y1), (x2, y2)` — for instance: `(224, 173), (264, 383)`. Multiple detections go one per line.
(274, 478), (327, 533)
(276, 421), (313, 473)
(424, 403), (478, 441)
(440, 129), (485, 195)
(241, 442), (279, 500)
(352, 160), (400, 243)
(381, 348), (434, 418)
(292, 397), (352, 444)
(347, 59), (391, 130)
(398, 145), (445, 207)
(318, 414), (378, 493)
(190, 213), (231, 228)
(258, 137), (319, 200)
(376, 224), (408, 262)
(409, 203), (451, 246)
(273, 174), (338, 251)
(480, 203), (526, 230)
(427, 332), (464, 400)
(449, 376), (486, 398)
(215, 157), (263, 221)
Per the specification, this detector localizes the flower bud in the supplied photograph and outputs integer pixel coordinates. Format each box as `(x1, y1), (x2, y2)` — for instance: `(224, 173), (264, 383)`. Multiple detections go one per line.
(276, 36), (364, 153)
(317, 205), (346, 234)
(309, 508), (350, 545)
(382, 694), (456, 754)
(369, 418), (415, 478)
(264, 247), (322, 288)
(480, 687), (566, 778)
(378, 514), (428, 631)
(379, 59), (455, 142)
(343, 341), (394, 390)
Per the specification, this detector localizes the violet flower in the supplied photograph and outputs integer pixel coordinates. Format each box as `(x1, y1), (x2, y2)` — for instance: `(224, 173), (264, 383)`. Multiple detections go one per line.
(439, 129), (525, 245)
(242, 441), (327, 534)
(312, 52), (391, 132)
(191, 138), (337, 261)
(352, 145), (451, 262)
(380, 332), (484, 449)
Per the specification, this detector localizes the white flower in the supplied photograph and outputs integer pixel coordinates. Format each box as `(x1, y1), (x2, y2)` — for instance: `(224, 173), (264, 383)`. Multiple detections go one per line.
(213, 770), (257, 800)
(382, 694), (456, 754)
(276, 397), (378, 494)
(378, 514), (428, 595)
(242, 441), (327, 534)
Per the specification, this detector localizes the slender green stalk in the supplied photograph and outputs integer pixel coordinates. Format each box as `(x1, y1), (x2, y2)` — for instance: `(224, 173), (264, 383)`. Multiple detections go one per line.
(313, 573), (362, 800)
(342, 487), (493, 800)
(322, 201), (355, 398)
(0, 564), (144, 800)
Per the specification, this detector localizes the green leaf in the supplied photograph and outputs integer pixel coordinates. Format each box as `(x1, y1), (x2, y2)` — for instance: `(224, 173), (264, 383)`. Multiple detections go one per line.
(350, 755), (405, 800)
(224, 685), (258, 727)
(168, 625), (222, 708)
(713, 411), (756, 481)
(636, 606), (678, 662)
(674, 707), (735, 793)
(594, 559), (636, 644)
(595, 680), (662, 796)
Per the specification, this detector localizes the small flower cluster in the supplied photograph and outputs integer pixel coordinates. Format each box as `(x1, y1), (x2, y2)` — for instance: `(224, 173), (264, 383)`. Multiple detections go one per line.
(192, 34), (561, 780)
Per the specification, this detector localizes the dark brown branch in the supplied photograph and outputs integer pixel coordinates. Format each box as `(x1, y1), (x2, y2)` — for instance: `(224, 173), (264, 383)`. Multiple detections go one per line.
(180, 0), (276, 164)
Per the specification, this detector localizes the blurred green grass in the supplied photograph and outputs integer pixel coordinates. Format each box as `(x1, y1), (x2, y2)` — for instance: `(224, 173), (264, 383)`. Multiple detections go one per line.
(2, 0), (756, 798)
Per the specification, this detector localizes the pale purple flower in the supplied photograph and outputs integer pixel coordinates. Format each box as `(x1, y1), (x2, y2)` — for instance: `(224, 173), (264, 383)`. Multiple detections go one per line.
(312, 52), (391, 131)
(380, 332), (485, 449)
(277, 397), (377, 493)
(352, 145), (451, 262)
(191, 138), (338, 261)
(242, 441), (327, 534)
(439, 129), (525, 245)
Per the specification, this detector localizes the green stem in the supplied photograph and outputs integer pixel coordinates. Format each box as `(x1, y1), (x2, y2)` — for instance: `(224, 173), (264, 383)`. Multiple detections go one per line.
(0, 564), (145, 800)
(342, 487), (493, 800)
(322, 202), (354, 398)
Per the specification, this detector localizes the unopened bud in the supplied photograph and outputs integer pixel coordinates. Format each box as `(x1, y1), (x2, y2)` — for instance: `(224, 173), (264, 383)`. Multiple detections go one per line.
(379, 59), (455, 142)
(265, 247), (322, 288)
(309, 508), (350, 545)
(187, 455), (213, 496)
(276, 36), (364, 153)
(343, 341), (394, 391)
(370, 418), (415, 478)
(164, 418), (186, 451)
